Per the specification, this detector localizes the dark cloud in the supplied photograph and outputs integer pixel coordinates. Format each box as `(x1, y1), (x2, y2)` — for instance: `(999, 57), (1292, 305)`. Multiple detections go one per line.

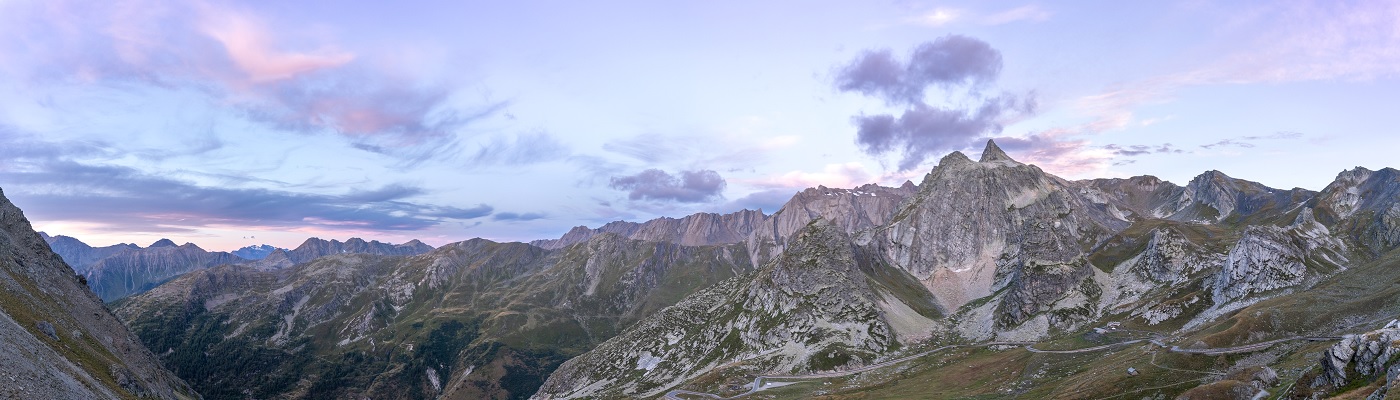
(0, 136), (492, 234)
(609, 169), (727, 203)
(465, 131), (570, 166)
(836, 35), (1002, 105)
(493, 212), (547, 221)
(1201, 131), (1304, 149)
(1103, 143), (1184, 157)
(836, 36), (1032, 170)
(854, 95), (1033, 170)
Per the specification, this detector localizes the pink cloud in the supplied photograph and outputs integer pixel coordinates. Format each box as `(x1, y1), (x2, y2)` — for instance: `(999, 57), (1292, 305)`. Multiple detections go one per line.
(990, 133), (1113, 178)
(199, 8), (354, 84)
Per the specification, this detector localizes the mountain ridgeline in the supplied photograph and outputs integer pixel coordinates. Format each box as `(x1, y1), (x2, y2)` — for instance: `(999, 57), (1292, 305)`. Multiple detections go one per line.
(73, 139), (1400, 399)
(42, 235), (434, 302)
(0, 189), (196, 399)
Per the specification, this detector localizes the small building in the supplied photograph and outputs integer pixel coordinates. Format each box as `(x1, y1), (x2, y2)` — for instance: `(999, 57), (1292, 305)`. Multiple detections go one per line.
(1127, 367), (1139, 376)
(1106, 321), (1122, 329)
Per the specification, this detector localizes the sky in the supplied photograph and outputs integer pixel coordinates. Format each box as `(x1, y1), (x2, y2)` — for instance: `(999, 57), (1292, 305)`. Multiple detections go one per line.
(1, 0), (1398, 251)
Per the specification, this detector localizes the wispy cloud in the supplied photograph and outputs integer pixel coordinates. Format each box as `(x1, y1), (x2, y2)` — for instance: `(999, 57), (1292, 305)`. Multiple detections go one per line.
(492, 212), (547, 222)
(1103, 143), (1185, 157)
(0, 135), (491, 234)
(907, 8), (962, 27)
(1200, 131), (1304, 149)
(903, 5), (1051, 27)
(463, 131), (570, 167)
(0, 0), (502, 162)
(981, 5), (1052, 25)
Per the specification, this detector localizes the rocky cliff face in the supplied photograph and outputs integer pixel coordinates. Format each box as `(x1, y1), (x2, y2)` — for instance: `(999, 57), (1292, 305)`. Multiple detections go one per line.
(1313, 167), (1400, 254)
(745, 182), (916, 266)
(1079, 175), (1189, 220)
(0, 187), (196, 399)
(1171, 170), (1313, 223)
(879, 140), (1121, 335)
(1298, 320), (1400, 399)
(84, 242), (244, 302)
(40, 234), (138, 273)
(532, 209), (768, 249)
(534, 219), (939, 399)
(116, 233), (752, 399)
(1079, 170), (1312, 224)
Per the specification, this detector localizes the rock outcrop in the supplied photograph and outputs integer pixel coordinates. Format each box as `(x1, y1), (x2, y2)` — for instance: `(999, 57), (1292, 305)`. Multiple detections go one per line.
(534, 219), (938, 399)
(532, 209), (768, 249)
(880, 140), (1121, 335)
(1313, 167), (1400, 253)
(1204, 207), (1348, 320)
(1300, 320), (1400, 398)
(0, 187), (196, 399)
(746, 182), (916, 265)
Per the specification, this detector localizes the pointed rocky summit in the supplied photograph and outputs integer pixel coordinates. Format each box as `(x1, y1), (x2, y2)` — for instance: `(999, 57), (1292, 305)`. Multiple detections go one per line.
(148, 238), (177, 248)
(978, 138), (1017, 163)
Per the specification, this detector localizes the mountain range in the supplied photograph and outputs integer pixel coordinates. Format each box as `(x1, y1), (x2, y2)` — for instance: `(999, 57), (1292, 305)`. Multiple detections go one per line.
(40, 235), (435, 302)
(6, 139), (1400, 399)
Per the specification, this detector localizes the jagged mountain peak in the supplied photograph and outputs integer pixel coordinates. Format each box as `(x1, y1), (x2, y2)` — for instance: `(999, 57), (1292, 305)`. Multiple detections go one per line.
(148, 238), (177, 248)
(978, 138), (1018, 164)
(936, 149), (975, 169)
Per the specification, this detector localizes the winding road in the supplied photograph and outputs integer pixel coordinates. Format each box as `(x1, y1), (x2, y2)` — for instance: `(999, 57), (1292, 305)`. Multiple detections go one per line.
(663, 341), (1032, 400)
(662, 331), (1347, 399)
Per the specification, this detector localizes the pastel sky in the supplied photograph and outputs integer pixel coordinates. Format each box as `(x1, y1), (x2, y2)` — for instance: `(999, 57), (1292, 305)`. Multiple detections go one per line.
(2, 0), (1398, 251)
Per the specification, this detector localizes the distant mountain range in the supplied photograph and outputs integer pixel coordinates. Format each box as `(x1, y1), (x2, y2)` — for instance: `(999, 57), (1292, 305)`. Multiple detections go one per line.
(39, 234), (434, 302)
(9, 139), (1400, 399)
(231, 244), (281, 260)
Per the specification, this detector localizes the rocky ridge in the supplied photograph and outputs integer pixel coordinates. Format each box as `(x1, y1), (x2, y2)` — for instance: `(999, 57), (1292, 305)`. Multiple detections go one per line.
(531, 140), (1387, 398)
(531, 209), (768, 249)
(0, 187), (196, 399)
(38, 233), (138, 273)
(84, 242), (244, 302)
(116, 231), (753, 399)
(535, 219), (938, 398)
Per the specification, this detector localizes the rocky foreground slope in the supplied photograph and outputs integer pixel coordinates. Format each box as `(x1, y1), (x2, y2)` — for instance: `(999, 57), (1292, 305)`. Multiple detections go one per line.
(0, 188), (196, 399)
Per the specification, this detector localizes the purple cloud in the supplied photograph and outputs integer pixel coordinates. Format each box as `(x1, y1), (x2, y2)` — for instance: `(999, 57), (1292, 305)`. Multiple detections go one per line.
(836, 36), (1032, 170)
(836, 35), (1002, 105)
(609, 169), (727, 203)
